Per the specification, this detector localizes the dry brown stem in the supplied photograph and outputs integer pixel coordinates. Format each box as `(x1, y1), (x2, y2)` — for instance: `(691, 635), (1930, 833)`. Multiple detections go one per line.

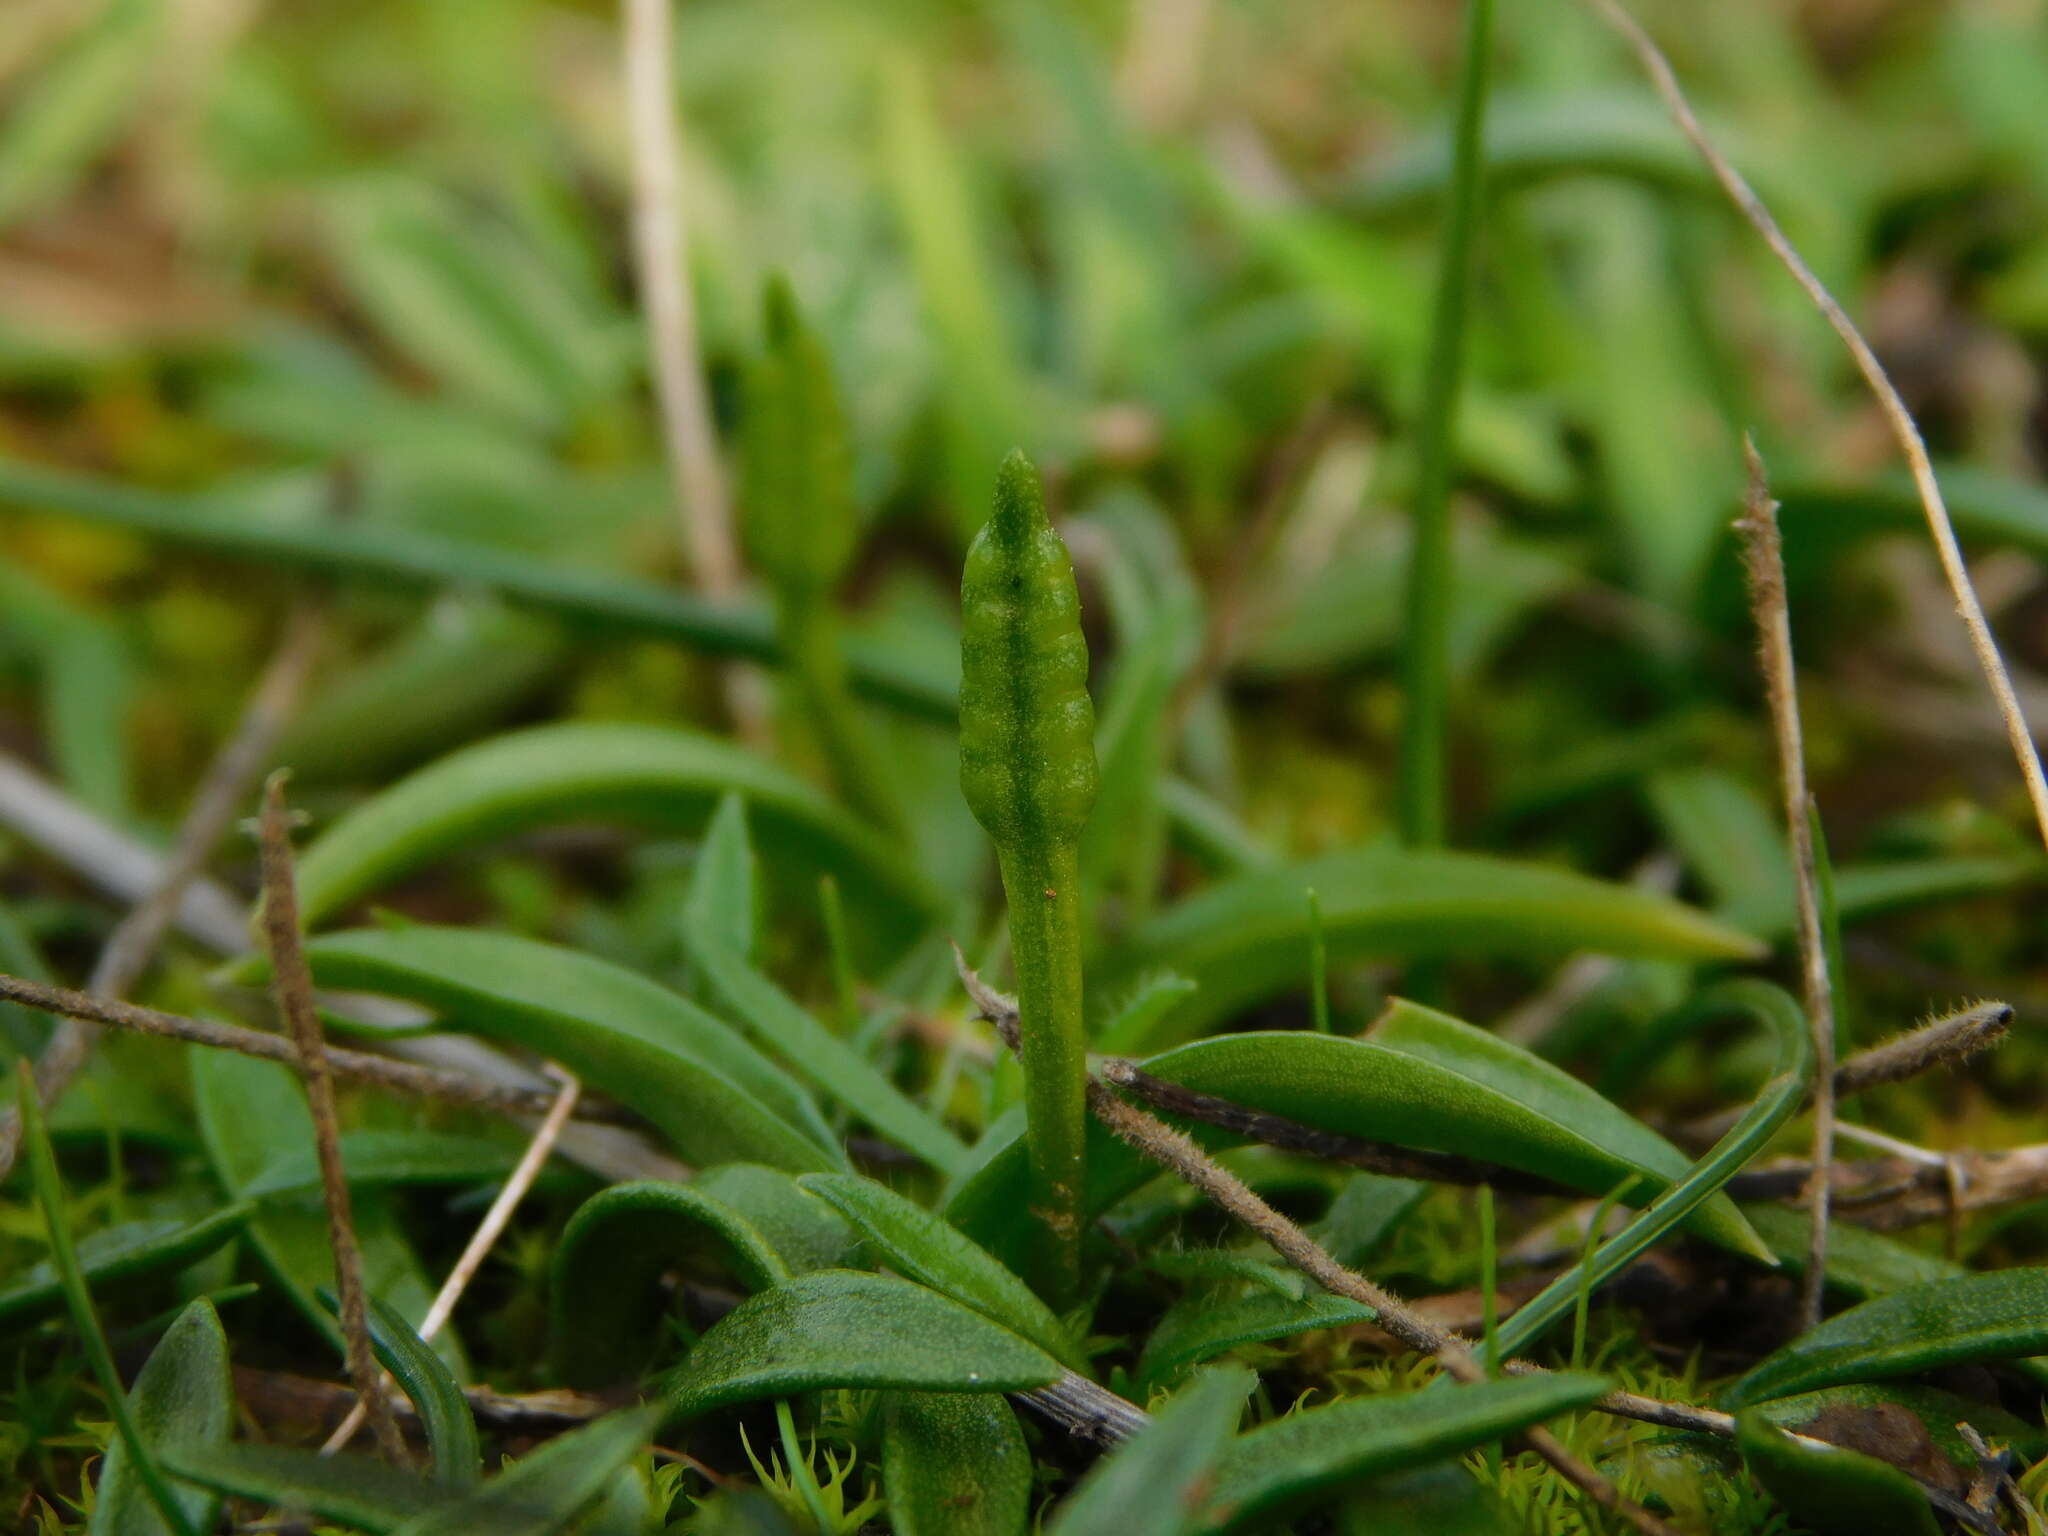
(258, 775), (406, 1463)
(1588, 0), (2048, 853)
(324, 1069), (583, 1454)
(0, 606), (324, 1181)
(1734, 440), (1836, 1330)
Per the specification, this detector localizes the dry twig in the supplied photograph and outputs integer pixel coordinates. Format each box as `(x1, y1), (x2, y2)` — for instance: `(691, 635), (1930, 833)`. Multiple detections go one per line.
(1588, 0), (2048, 853)
(1734, 441), (1836, 1329)
(324, 1069), (584, 1454)
(0, 607), (325, 1182)
(258, 775), (407, 1463)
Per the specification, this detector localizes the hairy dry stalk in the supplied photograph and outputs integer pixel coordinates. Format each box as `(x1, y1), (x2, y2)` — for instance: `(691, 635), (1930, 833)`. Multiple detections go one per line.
(1086, 1087), (1682, 1536)
(325, 1069), (583, 1454)
(0, 606), (325, 1182)
(1735, 441), (1836, 1329)
(0, 971), (621, 1121)
(258, 775), (406, 1463)
(1589, 0), (2048, 854)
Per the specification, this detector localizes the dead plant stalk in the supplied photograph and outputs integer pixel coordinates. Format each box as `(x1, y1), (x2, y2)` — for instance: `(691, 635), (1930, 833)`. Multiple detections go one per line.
(258, 774), (407, 1463)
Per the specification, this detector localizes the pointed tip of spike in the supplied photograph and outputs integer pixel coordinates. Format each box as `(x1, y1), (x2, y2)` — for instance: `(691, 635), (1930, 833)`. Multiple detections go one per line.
(990, 450), (1046, 543)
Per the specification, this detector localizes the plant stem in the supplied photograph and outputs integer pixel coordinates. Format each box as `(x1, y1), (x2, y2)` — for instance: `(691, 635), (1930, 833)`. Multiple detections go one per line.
(1397, 0), (1495, 849)
(995, 841), (1089, 1303)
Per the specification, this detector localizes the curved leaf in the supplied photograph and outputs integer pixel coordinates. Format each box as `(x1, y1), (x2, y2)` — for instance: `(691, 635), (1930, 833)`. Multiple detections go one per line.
(322, 1290), (479, 1489)
(665, 1271), (1063, 1420)
(882, 1392), (1032, 1536)
(552, 1173), (851, 1388)
(1740, 1204), (1965, 1304)
(1368, 1000), (1768, 1260)
(89, 1299), (231, 1536)
(1106, 847), (1760, 1035)
(1751, 1383), (2048, 1469)
(291, 925), (839, 1173)
(1199, 1372), (1610, 1532)
(0, 1205), (251, 1331)
(1723, 1268), (2048, 1408)
(288, 722), (942, 942)
(797, 1172), (1080, 1366)
(1136, 1291), (1375, 1392)
(390, 1404), (662, 1536)
(1049, 1367), (1252, 1536)
(950, 1018), (1761, 1266)
(685, 929), (966, 1174)
(1735, 1411), (1941, 1536)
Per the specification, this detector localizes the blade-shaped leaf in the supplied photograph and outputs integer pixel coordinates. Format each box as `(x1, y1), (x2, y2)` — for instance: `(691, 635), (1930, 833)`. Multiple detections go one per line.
(1105, 846), (1760, 1035)
(1722, 1268), (2048, 1408)
(1368, 1000), (1768, 1260)
(950, 1016), (1763, 1267)
(243, 1130), (527, 1200)
(1048, 1367), (1252, 1536)
(288, 924), (839, 1172)
(1735, 1411), (1941, 1536)
(665, 1271), (1062, 1420)
(0, 1205), (251, 1330)
(882, 1392), (1032, 1536)
(320, 1290), (479, 1489)
(1199, 1372), (1609, 1532)
(389, 1404), (662, 1536)
(797, 1172), (1080, 1366)
(287, 722), (943, 948)
(89, 1299), (231, 1536)
(164, 1443), (445, 1533)
(686, 793), (759, 962)
(1136, 1291), (1375, 1392)
(685, 928), (966, 1174)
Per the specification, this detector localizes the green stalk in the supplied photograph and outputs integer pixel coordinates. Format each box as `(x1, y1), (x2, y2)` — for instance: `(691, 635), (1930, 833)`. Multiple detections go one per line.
(959, 452), (1100, 1302)
(1398, 0), (1497, 848)
(17, 1060), (200, 1536)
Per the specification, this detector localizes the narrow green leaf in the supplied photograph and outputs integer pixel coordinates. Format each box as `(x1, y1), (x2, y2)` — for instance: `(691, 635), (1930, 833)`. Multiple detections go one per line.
(1490, 981), (1813, 1361)
(1309, 1175), (1427, 1268)
(290, 925), (839, 1172)
(320, 1290), (480, 1489)
(665, 1271), (1062, 1420)
(0, 457), (957, 721)
(287, 722), (943, 944)
(1398, 0), (1494, 849)
(88, 1299), (230, 1536)
(163, 1444), (444, 1532)
(1136, 1291), (1375, 1392)
(1369, 999), (1768, 1261)
(1723, 1268), (2048, 1408)
(1749, 1384), (2048, 1470)
(1199, 1373), (1609, 1533)
(686, 793), (759, 963)
(685, 926), (967, 1174)
(1094, 974), (1199, 1055)
(796, 1172), (1081, 1366)
(1107, 846), (1761, 1036)
(1049, 1367), (1252, 1536)
(242, 1130), (528, 1200)
(882, 1392), (1032, 1536)
(19, 1061), (199, 1536)
(1739, 1204), (1964, 1303)
(1735, 1411), (1941, 1536)
(0, 1205), (252, 1331)
(390, 1404), (662, 1536)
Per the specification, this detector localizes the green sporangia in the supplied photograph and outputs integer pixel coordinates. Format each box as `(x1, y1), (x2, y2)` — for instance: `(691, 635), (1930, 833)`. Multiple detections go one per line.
(959, 450), (1100, 1300)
